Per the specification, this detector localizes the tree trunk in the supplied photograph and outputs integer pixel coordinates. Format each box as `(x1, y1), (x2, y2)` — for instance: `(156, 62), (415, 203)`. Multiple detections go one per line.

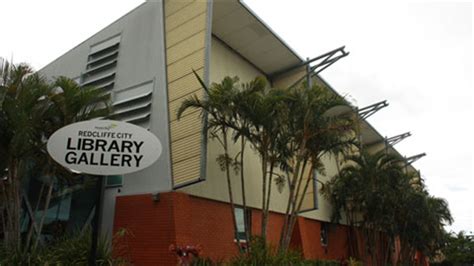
(222, 129), (242, 252)
(282, 165), (313, 251)
(3, 158), (22, 249)
(383, 235), (393, 265)
(263, 160), (274, 242)
(260, 151), (268, 242)
(1, 181), (10, 247)
(279, 158), (302, 252)
(239, 137), (250, 247)
(24, 183), (45, 251)
(279, 171), (294, 251)
(32, 182), (53, 251)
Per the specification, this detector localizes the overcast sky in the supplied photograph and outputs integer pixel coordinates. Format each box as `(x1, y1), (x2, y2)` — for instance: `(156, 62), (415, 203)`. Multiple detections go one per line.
(243, 1), (473, 234)
(1, 0), (472, 233)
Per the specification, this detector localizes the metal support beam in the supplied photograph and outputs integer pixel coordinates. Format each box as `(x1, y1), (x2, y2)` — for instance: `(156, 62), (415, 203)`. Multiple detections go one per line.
(270, 46), (349, 81)
(386, 132), (412, 146)
(306, 57), (312, 88)
(406, 153), (426, 165)
(366, 131), (411, 147)
(310, 49), (349, 75)
(358, 100), (389, 119)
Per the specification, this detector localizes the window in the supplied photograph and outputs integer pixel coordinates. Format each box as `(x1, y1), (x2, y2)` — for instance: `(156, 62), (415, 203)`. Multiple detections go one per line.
(106, 175), (123, 187)
(320, 222), (328, 246)
(234, 207), (251, 241)
(21, 174), (100, 240)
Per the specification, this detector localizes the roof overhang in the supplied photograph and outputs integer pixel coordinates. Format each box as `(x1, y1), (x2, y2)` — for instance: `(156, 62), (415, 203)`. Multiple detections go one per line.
(212, 1), (418, 172)
(316, 76), (418, 172)
(212, 0), (303, 75)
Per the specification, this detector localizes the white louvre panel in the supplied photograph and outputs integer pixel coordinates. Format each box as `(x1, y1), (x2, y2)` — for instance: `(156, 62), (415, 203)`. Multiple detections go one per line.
(84, 60), (118, 76)
(81, 35), (120, 93)
(89, 35), (121, 55)
(87, 51), (119, 68)
(111, 82), (153, 129)
(82, 72), (116, 87)
(114, 82), (153, 103)
(96, 81), (115, 91)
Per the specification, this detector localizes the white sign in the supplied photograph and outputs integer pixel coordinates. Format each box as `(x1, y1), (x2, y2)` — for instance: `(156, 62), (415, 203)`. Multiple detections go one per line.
(47, 120), (162, 175)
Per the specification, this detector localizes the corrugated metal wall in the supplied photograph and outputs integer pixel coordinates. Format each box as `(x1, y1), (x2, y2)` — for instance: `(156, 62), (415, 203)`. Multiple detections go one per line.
(164, 0), (210, 187)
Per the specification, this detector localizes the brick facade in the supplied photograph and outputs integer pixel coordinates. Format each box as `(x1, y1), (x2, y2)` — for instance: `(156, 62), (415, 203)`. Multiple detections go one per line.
(114, 192), (350, 265)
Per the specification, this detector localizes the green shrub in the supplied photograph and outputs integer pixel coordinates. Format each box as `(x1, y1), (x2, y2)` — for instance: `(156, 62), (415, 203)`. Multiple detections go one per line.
(191, 256), (219, 266)
(230, 237), (321, 266)
(344, 257), (363, 266)
(306, 259), (340, 266)
(0, 228), (128, 265)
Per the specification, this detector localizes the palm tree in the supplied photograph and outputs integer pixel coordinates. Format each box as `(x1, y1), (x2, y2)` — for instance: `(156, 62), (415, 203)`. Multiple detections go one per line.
(324, 149), (452, 265)
(323, 150), (408, 264)
(27, 76), (111, 251)
(232, 84), (291, 242)
(220, 80), (355, 249)
(177, 72), (243, 251)
(0, 63), (51, 248)
(0, 61), (111, 250)
(227, 76), (268, 244)
(396, 188), (452, 264)
(278, 83), (356, 251)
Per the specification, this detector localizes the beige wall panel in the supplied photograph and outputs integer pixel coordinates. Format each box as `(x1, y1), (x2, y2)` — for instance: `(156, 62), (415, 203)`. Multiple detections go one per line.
(182, 137), (256, 206)
(405, 165), (418, 175)
(209, 38), (266, 82)
(167, 51), (205, 82)
(181, 38), (267, 203)
(170, 112), (202, 142)
(165, 2), (206, 32)
(300, 190), (315, 211)
(166, 33), (206, 64)
(164, 0), (195, 18)
(367, 142), (386, 154)
(171, 133), (201, 163)
(300, 154), (343, 221)
(173, 155), (201, 184)
(176, 37), (353, 223)
(182, 38), (298, 214)
(168, 94), (201, 122)
(168, 69), (204, 102)
(166, 15), (207, 47)
(298, 168), (316, 212)
(165, 0), (207, 187)
(273, 66), (306, 89)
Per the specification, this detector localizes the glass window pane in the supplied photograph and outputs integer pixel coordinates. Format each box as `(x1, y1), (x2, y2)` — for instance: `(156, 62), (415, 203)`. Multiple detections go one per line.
(106, 175), (123, 187)
(234, 207), (245, 233)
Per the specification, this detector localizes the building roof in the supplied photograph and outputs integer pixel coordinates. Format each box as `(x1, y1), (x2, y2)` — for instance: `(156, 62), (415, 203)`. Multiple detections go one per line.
(212, 1), (418, 171)
(212, 0), (303, 75)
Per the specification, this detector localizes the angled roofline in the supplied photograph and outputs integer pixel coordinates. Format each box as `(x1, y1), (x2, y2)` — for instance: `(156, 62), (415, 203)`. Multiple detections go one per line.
(40, 2), (146, 72)
(239, 0), (305, 63)
(316, 75), (417, 171)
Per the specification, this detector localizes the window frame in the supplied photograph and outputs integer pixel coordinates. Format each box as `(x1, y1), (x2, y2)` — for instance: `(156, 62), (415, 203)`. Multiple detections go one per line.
(234, 206), (251, 243)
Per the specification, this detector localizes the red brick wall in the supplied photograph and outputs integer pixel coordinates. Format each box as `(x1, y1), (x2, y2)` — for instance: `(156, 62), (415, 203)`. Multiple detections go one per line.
(114, 192), (240, 265)
(297, 217), (349, 261)
(114, 193), (177, 265)
(113, 192), (351, 265)
(250, 210), (286, 247)
(173, 194), (239, 261)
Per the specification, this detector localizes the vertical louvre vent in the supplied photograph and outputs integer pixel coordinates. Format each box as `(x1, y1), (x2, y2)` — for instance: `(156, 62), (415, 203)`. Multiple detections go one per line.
(81, 35), (121, 97)
(111, 82), (154, 129)
(81, 35), (152, 129)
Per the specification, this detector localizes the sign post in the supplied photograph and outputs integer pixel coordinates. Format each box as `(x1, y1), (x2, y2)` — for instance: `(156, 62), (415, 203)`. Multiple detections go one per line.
(47, 120), (162, 265)
(89, 175), (105, 266)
